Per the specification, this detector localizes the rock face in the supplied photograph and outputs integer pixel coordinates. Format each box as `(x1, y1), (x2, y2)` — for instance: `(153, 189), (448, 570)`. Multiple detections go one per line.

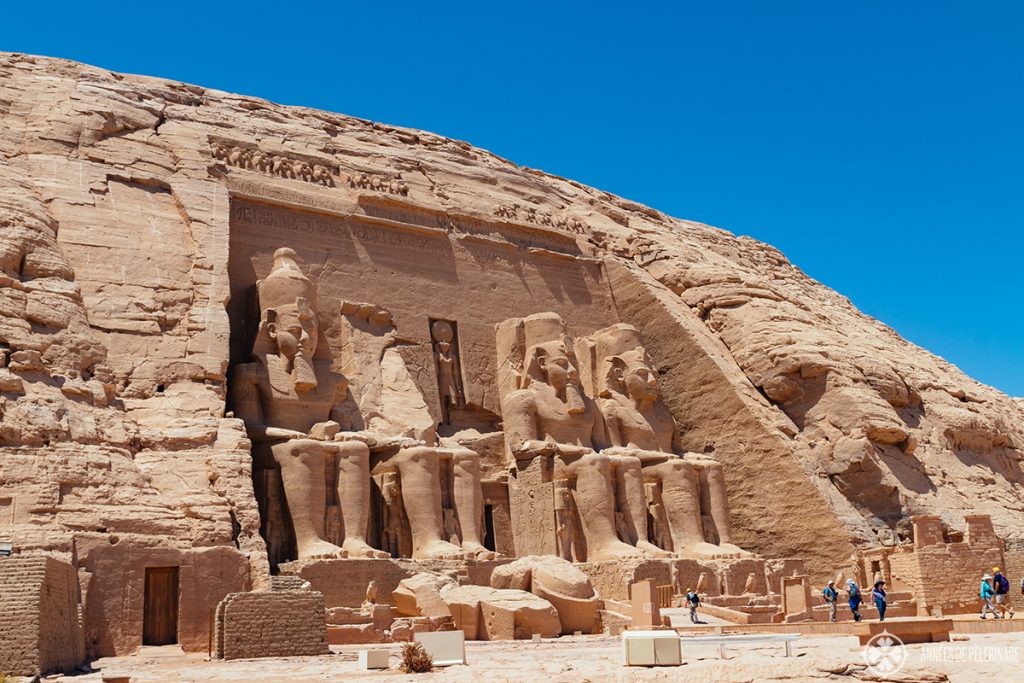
(1, 50), (1022, 650)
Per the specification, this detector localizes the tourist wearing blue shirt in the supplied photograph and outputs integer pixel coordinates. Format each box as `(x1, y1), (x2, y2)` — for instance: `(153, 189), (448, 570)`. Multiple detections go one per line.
(872, 580), (887, 622)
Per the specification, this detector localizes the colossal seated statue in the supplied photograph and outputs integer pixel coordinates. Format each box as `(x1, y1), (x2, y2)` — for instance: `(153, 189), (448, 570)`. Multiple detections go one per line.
(230, 248), (490, 562)
(497, 313), (645, 562)
(580, 323), (749, 559)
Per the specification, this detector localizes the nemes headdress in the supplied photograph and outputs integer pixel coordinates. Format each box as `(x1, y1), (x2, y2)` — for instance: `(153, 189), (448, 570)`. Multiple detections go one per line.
(588, 323), (650, 397)
(521, 313), (574, 386)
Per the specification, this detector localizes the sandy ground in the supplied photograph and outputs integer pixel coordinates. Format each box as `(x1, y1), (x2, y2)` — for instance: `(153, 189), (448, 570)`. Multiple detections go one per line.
(48, 628), (1023, 683)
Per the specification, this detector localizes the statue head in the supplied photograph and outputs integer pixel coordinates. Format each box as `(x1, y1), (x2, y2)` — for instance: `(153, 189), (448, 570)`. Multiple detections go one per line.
(431, 320), (454, 356)
(520, 313), (585, 412)
(256, 248), (320, 390)
(606, 347), (660, 403)
(526, 341), (578, 393)
(586, 324), (661, 404)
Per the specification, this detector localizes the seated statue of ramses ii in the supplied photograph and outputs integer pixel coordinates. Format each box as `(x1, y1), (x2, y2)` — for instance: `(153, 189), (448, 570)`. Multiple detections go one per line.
(230, 248), (492, 562)
(497, 313), (749, 561)
(581, 323), (749, 559)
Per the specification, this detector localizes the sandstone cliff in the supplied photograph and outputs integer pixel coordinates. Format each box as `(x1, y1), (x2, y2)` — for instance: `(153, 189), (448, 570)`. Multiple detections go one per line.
(1, 52), (1021, 581)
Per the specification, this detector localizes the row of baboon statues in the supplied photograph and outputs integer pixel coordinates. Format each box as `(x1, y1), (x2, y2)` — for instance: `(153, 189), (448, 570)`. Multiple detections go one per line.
(229, 248), (749, 565)
(212, 143), (336, 186)
(211, 143), (410, 196)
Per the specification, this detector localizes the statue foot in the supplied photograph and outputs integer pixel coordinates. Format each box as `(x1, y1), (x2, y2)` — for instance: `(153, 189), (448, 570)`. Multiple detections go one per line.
(461, 542), (498, 561)
(684, 541), (742, 560)
(415, 539), (466, 561)
(342, 539), (389, 559)
(717, 542), (754, 558)
(588, 540), (645, 562)
(636, 540), (673, 559)
(297, 539), (347, 560)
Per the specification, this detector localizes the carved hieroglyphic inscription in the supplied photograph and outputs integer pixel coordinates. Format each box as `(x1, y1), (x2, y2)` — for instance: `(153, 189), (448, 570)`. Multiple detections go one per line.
(494, 203), (588, 235)
(211, 142), (337, 187)
(228, 201), (604, 285)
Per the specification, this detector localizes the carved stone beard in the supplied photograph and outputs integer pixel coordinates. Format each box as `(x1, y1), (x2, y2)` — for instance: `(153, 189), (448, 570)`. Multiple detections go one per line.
(291, 350), (318, 392)
(564, 382), (585, 414)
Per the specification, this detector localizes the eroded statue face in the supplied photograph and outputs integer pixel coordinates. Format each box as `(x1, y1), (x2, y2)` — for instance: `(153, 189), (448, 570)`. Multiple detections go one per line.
(541, 349), (577, 393)
(529, 342), (585, 413)
(265, 299), (319, 391)
(267, 302), (318, 361)
(616, 349), (660, 402)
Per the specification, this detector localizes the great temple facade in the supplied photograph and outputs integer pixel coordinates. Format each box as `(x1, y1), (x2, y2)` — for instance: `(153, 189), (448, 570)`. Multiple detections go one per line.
(1, 53), (1023, 668)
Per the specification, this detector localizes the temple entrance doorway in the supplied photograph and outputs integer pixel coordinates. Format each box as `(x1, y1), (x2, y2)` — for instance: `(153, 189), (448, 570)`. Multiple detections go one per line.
(483, 505), (496, 552)
(143, 566), (179, 646)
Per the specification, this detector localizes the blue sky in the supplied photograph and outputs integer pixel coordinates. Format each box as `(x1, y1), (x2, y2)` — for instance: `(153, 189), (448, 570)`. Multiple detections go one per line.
(3, 2), (1022, 395)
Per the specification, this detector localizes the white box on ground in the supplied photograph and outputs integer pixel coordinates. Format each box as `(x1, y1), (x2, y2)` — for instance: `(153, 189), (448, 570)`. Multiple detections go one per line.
(622, 630), (682, 666)
(415, 630), (466, 666)
(358, 649), (389, 670)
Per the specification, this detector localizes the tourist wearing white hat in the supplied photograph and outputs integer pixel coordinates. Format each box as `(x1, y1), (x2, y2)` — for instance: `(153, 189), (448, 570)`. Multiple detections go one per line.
(980, 573), (1000, 619)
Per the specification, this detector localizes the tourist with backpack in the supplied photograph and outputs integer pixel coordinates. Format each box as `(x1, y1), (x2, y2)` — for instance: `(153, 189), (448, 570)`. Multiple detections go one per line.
(872, 580), (888, 621)
(822, 580), (839, 622)
(980, 573), (1000, 619)
(847, 579), (863, 621)
(685, 588), (701, 624)
(993, 567), (1014, 618)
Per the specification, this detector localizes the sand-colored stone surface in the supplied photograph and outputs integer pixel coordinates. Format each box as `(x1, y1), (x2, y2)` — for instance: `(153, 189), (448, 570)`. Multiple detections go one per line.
(52, 630), (1024, 682)
(2, 50), (1024, 667)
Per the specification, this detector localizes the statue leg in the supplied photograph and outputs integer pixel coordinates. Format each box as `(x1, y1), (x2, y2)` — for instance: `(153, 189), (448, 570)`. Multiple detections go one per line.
(570, 453), (644, 562)
(451, 448), (496, 559)
(700, 460), (750, 557)
(611, 455), (672, 558)
(393, 447), (464, 560)
(333, 441), (388, 558)
(647, 459), (717, 558)
(272, 440), (343, 560)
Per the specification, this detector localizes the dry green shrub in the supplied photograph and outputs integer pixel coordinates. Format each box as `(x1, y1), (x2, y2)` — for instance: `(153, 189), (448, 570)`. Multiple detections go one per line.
(400, 641), (433, 673)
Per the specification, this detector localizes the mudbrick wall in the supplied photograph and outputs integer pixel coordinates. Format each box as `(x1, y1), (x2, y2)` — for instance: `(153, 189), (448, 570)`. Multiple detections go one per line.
(886, 515), (1006, 615)
(213, 590), (329, 660)
(1003, 549), (1024, 593)
(0, 556), (84, 676)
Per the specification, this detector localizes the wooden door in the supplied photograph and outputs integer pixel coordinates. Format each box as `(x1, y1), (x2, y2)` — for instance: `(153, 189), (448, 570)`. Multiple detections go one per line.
(143, 566), (179, 645)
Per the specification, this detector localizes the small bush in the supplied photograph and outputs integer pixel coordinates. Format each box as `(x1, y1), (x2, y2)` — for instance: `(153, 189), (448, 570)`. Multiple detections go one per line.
(400, 641), (433, 673)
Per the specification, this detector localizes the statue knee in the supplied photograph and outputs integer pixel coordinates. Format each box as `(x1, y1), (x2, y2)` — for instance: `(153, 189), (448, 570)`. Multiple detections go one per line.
(396, 445), (436, 464)
(450, 448), (479, 464)
(273, 438), (325, 462)
(331, 440), (370, 459)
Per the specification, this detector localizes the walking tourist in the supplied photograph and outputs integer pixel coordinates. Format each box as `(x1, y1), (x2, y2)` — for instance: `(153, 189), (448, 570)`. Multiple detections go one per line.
(993, 567), (1014, 618)
(980, 573), (1000, 619)
(822, 580), (839, 622)
(872, 580), (887, 621)
(685, 587), (701, 624)
(847, 579), (863, 622)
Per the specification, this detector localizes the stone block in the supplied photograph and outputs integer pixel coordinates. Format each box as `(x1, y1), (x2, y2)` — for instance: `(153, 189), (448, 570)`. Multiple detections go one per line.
(414, 630), (466, 666)
(359, 649), (390, 670)
(622, 630), (681, 666)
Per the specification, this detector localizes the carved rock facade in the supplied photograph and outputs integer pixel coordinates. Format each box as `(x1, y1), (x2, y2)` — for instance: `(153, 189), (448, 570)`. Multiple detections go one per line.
(1, 52), (1023, 657)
